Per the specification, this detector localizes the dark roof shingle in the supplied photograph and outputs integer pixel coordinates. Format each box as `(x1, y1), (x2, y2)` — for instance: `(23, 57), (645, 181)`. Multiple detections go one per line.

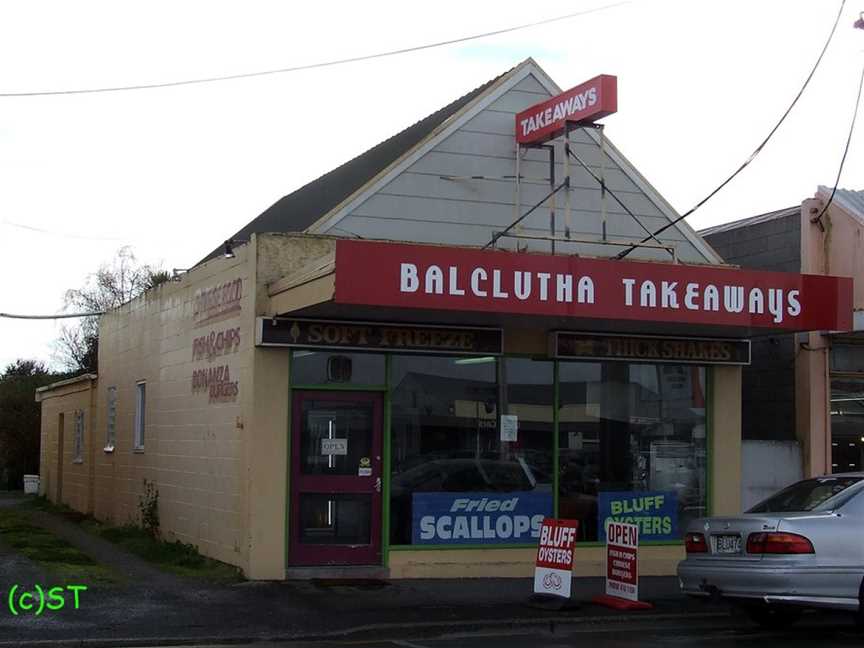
(199, 70), (510, 264)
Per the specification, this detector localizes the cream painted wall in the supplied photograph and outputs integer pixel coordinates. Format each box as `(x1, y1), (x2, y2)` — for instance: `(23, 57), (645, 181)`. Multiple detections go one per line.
(711, 365), (742, 515)
(797, 196), (861, 477)
(388, 545), (684, 579)
(37, 377), (97, 513)
(245, 346), (290, 579)
(89, 245), (255, 569)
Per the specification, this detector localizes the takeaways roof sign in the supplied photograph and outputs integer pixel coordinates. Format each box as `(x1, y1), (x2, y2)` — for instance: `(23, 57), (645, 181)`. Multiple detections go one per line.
(515, 74), (617, 145)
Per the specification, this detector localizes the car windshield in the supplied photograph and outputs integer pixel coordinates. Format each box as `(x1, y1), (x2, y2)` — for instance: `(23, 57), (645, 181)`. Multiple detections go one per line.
(747, 476), (864, 513)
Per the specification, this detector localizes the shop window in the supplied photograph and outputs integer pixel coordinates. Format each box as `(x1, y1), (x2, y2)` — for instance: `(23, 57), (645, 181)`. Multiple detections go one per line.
(134, 382), (146, 451)
(105, 387), (117, 452)
(830, 344), (864, 373)
(291, 351), (385, 386)
(830, 377), (864, 473)
(558, 362), (707, 543)
(389, 355), (553, 546)
(73, 410), (85, 463)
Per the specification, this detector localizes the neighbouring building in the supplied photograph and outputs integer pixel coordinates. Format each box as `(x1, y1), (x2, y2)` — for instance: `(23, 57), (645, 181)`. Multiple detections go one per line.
(701, 187), (864, 504)
(36, 60), (852, 580)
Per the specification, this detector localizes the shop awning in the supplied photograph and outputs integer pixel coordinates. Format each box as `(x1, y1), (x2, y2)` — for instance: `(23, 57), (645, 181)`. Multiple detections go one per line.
(264, 239), (853, 339)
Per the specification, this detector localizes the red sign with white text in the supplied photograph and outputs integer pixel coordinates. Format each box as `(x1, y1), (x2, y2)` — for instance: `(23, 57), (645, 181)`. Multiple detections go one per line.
(605, 521), (638, 602)
(333, 240), (853, 332)
(534, 518), (579, 599)
(515, 74), (617, 145)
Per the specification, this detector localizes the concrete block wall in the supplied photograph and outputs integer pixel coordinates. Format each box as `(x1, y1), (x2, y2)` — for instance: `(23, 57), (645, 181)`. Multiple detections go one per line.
(90, 245), (255, 569)
(37, 376), (97, 514)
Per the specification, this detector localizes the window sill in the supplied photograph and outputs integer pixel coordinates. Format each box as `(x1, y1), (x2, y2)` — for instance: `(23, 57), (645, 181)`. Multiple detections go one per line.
(103, 446), (115, 454)
(72, 458), (83, 465)
(132, 447), (145, 454)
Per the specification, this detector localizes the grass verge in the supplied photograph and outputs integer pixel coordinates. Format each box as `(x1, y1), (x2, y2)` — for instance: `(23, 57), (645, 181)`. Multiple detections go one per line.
(15, 496), (243, 584)
(81, 520), (243, 583)
(0, 507), (116, 584)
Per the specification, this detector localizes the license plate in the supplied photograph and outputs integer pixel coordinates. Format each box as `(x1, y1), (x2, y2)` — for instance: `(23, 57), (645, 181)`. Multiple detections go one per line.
(714, 534), (741, 554)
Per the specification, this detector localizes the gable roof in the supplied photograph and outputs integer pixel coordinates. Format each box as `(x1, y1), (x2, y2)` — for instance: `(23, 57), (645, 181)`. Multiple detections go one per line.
(201, 58), (721, 265)
(199, 69), (509, 264)
(303, 59), (721, 264)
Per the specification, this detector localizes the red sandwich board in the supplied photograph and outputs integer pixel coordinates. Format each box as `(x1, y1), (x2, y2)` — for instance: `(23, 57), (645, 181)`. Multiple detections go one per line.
(593, 521), (653, 610)
(533, 518), (579, 599)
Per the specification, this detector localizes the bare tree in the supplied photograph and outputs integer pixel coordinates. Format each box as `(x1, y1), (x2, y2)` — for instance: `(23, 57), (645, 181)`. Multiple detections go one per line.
(55, 247), (169, 373)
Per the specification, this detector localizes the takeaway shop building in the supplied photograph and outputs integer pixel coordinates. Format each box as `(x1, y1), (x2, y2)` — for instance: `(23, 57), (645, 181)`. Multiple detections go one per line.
(36, 59), (852, 579)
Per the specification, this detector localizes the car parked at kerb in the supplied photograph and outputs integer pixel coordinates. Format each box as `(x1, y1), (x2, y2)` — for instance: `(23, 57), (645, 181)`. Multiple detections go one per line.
(678, 473), (864, 627)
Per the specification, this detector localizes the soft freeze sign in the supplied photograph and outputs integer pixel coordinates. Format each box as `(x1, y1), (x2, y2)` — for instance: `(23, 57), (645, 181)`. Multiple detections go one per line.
(533, 518), (579, 599)
(605, 521), (639, 601)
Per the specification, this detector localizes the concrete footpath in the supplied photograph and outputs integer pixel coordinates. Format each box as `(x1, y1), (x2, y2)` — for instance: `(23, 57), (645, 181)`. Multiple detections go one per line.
(0, 493), (731, 647)
(0, 577), (732, 647)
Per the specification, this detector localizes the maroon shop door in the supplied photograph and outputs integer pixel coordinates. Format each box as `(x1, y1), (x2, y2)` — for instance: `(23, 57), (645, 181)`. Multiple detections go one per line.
(289, 391), (383, 566)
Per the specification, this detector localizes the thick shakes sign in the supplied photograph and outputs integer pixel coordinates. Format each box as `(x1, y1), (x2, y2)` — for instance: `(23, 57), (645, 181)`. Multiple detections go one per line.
(333, 240), (853, 332)
(534, 518), (579, 599)
(515, 74), (618, 144)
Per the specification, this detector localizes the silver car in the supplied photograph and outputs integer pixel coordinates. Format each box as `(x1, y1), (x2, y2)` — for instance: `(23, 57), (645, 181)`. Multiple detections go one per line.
(678, 473), (864, 627)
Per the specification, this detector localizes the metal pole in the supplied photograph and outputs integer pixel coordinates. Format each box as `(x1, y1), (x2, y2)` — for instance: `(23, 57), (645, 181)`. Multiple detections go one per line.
(549, 144), (556, 255)
(566, 147), (674, 258)
(564, 126), (572, 239)
(485, 181), (569, 249)
(600, 124), (607, 242)
(514, 146), (521, 250)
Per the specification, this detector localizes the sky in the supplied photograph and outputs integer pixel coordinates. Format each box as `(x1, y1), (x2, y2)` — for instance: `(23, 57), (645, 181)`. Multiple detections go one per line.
(0, 0), (862, 371)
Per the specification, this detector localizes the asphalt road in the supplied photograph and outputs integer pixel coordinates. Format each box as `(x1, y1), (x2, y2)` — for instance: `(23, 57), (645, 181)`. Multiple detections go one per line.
(159, 618), (864, 648)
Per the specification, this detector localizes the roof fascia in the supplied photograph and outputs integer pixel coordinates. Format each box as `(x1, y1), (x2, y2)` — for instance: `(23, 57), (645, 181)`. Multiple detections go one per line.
(304, 59), (537, 235)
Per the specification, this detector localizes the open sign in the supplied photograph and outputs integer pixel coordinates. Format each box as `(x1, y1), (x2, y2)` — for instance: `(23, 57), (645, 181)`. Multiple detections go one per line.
(321, 438), (348, 455)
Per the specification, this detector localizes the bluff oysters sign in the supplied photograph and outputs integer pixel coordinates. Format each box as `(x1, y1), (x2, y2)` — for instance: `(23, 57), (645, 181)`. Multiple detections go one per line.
(333, 240), (852, 332)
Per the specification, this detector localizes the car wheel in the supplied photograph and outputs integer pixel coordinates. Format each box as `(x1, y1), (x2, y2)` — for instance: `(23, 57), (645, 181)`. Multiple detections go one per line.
(742, 603), (803, 629)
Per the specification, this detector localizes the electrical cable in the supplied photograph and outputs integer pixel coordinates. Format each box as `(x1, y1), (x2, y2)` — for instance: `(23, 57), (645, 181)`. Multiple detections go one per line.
(615, 0), (847, 260)
(0, 2), (629, 97)
(1, 219), (125, 241)
(810, 62), (864, 228)
(0, 311), (104, 320)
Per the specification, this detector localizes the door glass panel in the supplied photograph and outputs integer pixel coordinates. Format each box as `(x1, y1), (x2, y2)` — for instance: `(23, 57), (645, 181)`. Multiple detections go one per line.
(292, 351), (385, 385)
(299, 493), (372, 545)
(300, 400), (374, 476)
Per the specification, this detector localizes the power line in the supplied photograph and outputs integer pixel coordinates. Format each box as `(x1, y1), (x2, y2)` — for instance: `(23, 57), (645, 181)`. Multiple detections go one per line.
(0, 311), (104, 320)
(1, 219), (125, 241)
(615, 0), (847, 260)
(0, 2), (629, 98)
(811, 62), (864, 229)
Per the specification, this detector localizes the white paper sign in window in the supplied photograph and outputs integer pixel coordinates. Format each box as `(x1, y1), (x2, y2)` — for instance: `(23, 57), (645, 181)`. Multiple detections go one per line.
(321, 438), (348, 455)
(500, 414), (518, 442)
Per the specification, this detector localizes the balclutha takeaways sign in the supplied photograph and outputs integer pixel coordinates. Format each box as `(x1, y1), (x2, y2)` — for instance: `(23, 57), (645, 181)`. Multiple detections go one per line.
(333, 240), (852, 332)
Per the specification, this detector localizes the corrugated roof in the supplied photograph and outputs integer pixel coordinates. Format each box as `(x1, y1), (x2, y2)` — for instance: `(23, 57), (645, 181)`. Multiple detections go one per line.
(697, 206), (799, 237)
(818, 186), (864, 220)
(198, 69), (511, 264)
